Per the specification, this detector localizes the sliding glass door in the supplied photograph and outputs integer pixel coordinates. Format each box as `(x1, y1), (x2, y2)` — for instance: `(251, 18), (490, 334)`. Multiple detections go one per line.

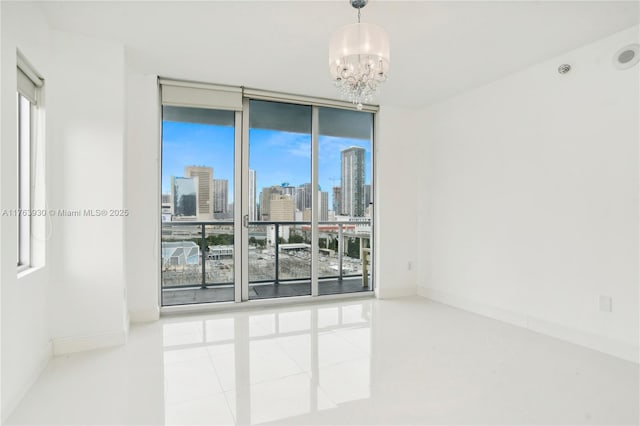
(161, 106), (239, 306)
(246, 100), (313, 299)
(160, 81), (374, 307)
(317, 107), (373, 295)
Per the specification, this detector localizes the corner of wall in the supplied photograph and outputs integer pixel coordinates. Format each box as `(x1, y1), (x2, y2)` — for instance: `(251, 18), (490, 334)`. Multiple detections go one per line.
(418, 287), (639, 363)
(129, 307), (160, 323)
(52, 330), (127, 356)
(415, 25), (640, 364)
(124, 71), (161, 322)
(374, 105), (420, 298)
(0, 339), (52, 423)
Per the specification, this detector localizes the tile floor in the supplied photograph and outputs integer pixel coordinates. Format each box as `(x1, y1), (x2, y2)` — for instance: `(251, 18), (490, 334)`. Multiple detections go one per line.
(6, 297), (639, 425)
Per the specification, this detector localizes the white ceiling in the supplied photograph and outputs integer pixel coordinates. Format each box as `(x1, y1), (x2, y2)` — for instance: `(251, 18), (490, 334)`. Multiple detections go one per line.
(37, 1), (639, 108)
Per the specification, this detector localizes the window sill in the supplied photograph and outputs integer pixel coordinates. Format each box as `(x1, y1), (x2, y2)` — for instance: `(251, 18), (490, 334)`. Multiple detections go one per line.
(17, 264), (44, 279)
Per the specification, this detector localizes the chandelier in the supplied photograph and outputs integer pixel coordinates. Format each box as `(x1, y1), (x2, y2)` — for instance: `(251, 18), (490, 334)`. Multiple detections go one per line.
(329, 0), (390, 110)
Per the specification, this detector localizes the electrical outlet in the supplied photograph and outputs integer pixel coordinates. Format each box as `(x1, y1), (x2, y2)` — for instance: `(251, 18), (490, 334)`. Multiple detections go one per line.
(599, 295), (612, 313)
(407, 261), (413, 271)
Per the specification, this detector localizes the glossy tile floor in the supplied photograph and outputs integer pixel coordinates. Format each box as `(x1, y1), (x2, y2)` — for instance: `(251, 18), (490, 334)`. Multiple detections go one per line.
(7, 297), (639, 425)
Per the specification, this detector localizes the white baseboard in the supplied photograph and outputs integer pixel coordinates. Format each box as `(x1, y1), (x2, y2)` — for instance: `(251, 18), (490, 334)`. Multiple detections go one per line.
(129, 307), (160, 323)
(52, 329), (127, 355)
(418, 287), (639, 364)
(1, 340), (52, 423)
(376, 285), (416, 299)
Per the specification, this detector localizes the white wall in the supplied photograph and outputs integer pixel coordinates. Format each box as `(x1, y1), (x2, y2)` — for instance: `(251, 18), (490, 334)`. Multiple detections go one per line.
(417, 26), (639, 362)
(47, 29), (129, 354)
(375, 106), (419, 298)
(1, 4), (131, 415)
(0, 2), (52, 419)
(125, 67), (160, 322)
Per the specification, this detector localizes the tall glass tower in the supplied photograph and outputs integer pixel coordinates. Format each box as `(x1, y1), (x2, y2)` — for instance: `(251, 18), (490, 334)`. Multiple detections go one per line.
(341, 147), (366, 217)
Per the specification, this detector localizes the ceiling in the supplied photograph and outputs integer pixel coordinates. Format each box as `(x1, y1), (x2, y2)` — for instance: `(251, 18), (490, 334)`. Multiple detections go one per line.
(36, 1), (639, 108)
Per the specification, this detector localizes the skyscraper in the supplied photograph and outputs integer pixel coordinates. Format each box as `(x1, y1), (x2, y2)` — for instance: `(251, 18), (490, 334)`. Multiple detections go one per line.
(319, 191), (329, 221)
(281, 185), (296, 199)
(259, 185), (282, 221)
(341, 147), (366, 217)
(249, 169), (257, 221)
(184, 166), (213, 220)
(364, 184), (372, 209)
(161, 193), (173, 216)
(332, 186), (342, 215)
(213, 179), (228, 218)
(295, 183), (312, 212)
(171, 176), (198, 219)
(270, 195), (295, 222)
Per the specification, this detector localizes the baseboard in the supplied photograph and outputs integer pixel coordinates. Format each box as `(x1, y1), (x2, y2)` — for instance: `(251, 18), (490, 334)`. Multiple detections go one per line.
(52, 329), (127, 355)
(376, 285), (416, 299)
(129, 306), (160, 323)
(1, 340), (52, 423)
(418, 287), (639, 364)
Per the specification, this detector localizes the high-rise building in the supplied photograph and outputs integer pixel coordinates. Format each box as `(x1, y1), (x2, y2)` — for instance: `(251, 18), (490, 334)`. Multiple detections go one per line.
(281, 185), (296, 200)
(341, 147), (366, 217)
(259, 185), (282, 221)
(249, 169), (257, 221)
(161, 193), (173, 215)
(319, 191), (329, 221)
(294, 183), (312, 212)
(213, 179), (228, 218)
(184, 166), (213, 220)
(301, 192), (328, 222)
(364, 184), (372, 209)
(295, 186), (305, 212)
(332, 186), (342, 215)
(270, 195), (295, 222)
(171, 176), (198, 219)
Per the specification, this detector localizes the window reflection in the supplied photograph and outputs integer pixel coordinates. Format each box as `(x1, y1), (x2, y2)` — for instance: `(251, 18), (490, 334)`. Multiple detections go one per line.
(162, 302), (373, 425)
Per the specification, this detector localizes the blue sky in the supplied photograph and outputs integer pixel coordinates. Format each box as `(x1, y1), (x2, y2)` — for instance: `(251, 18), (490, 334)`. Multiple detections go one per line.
(162, 121), (371, 207)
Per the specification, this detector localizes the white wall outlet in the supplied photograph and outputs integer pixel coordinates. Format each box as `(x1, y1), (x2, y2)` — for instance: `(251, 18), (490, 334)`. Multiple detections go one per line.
(599, 295), (613, 313)
(407, 261), (413, 271)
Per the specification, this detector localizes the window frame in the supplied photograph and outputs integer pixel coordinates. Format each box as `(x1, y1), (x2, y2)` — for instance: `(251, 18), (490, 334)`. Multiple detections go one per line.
(16, 53), (43, 273)
(17, 93), (32, 270)
(159, 79), (377, 309)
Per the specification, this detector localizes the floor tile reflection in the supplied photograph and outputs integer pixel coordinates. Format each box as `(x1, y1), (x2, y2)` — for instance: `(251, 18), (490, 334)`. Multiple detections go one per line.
(5, 297), (639, 425)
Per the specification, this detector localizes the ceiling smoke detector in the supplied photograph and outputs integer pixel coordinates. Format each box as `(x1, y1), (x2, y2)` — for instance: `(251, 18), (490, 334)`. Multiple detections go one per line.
(613, 44), (640, 70)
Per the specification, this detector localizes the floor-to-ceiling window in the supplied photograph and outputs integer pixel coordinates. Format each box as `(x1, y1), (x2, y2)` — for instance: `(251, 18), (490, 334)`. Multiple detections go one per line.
(161, 106), (239, 306)
(160, 81), (375, 307)
(317, 107), (373, 295)
(247, 100), (313, 299)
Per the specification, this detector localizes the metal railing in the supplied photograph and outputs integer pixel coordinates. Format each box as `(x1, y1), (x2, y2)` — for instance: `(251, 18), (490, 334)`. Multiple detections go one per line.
(161, 220), (371, 290)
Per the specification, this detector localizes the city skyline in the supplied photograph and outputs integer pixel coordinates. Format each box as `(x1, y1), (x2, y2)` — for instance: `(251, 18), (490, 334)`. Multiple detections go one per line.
(162, 120), (372, 213)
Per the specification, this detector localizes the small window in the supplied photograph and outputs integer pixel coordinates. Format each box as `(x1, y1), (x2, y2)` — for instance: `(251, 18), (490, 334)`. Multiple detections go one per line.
(16, 54), (43, 271)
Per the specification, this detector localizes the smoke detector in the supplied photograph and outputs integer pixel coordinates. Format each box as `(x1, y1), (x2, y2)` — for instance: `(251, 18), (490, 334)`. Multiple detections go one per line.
(613, 44), (640, 70)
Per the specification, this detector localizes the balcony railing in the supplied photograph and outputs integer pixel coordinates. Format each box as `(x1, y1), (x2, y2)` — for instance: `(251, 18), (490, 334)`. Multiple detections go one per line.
(161, 220), (372, 291)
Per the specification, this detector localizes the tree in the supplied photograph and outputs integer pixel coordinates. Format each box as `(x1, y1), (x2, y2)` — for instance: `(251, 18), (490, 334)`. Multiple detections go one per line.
(288, 234), (304, 244)
(249, 236), (266, 248)
(347, 237), (360, 259)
